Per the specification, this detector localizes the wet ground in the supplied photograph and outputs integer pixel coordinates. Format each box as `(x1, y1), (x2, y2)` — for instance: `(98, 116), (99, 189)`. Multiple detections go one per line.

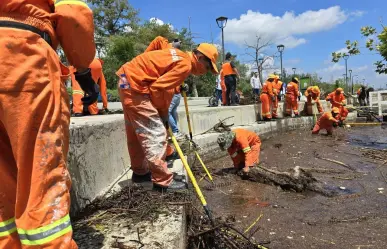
(201, 126), (387, 249)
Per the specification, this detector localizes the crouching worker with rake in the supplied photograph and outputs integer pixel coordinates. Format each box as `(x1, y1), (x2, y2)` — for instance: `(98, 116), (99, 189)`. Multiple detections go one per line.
(217, 129), (262, 177)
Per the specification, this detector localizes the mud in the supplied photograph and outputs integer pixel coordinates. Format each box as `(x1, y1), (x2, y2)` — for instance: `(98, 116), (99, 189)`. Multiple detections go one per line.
(201, 126), (387, 249)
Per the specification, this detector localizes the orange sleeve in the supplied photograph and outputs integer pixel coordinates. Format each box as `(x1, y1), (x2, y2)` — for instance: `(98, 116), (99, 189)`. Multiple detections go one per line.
(236, 133), (254, 166)
(294, 83), (299, 96)
(145, 36), (171, 52)
(151, 60), (192, 90)
(268, 83), (274, 96)
(54, 0), (96, 69)
(326, 93), (332, 101)
(99, 71), (108, 109)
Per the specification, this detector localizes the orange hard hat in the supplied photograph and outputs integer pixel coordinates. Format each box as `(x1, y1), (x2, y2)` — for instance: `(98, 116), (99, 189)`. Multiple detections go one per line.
(332, 107), (340, 114)
(336, 87), (343, 93)
(197, 43), (219, 74)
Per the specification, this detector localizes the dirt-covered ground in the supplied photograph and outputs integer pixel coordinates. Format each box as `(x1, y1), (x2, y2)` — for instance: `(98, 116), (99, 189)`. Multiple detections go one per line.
(200, 126), (387, 249)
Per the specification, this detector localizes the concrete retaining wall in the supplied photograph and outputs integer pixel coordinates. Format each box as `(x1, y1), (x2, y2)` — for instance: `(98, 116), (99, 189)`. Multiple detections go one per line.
(68, 101), (355, 214)
(68, 115), (129, 215)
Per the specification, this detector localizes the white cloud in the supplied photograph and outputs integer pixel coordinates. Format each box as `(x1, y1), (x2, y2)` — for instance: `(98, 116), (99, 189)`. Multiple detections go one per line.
(225, 6), (358, 49)
(124, 26), (133, 33)
(285, 58), (301, 65)
(150, 17), (164, 25)
(149, 17), (174, 30)
(349, 10), (365, 18)
(317, 63), (345, 73)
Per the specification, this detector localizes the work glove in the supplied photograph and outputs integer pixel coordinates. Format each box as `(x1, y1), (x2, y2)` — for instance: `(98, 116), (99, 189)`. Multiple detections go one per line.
(180, 83), (189, 92)
(74, 69), (99, 106)
(332, 122), (338, 128)
(341, 103), (346, 106)
(338, 120), (344, 127)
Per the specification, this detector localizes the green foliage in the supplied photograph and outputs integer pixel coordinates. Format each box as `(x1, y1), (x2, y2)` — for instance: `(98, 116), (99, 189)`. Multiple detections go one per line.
(67, 87), (72, 96)
(90, 0), (139, 36)
(107, 89), (120, 102)
(103, 35), (136, 89)
(331, 25), (387, 74)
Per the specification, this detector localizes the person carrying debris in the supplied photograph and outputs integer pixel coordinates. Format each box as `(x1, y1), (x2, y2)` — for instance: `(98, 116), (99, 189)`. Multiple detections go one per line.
(116, 42), (219, 190)
(222, 52), (240, 106)
(305, 86), (323, 114)
(260, 74), (276, 120)
(272, 75), (283, 118)
(326, 87), (349, 122)
(217, 129), (261, 174)
(312, 107), (340, 135)
(71, 58), (108, 116)
(285, 77), (300, 116)
(0, 0), (97, 248)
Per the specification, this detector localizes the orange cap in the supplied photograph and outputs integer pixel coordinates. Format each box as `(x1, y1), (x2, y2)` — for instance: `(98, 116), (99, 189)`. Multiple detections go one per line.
(197, 43), (219, 74)
(332, 107), (340, 114)
(336, 87), (343, 93)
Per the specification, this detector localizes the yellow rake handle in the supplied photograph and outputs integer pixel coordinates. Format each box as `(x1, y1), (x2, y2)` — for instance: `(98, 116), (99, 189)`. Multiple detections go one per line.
(195, 150), (213, 182)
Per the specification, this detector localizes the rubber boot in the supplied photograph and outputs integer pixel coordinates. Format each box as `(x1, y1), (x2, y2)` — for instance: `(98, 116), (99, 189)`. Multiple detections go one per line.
(153, 180), (187, 191)
(132, 172), (152, 183)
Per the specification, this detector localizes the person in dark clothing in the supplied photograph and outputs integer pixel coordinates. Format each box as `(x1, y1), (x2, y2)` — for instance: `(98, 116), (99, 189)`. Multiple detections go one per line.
(222, 52), (240, 106)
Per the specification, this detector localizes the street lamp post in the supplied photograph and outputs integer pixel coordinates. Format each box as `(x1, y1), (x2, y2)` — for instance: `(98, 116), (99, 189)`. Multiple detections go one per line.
(277, 44), (285, 80)
(216, 16), (228, 62)
(343, 74), (346, 87)
(292, 67), (296, 76)
(343, 54), (349, 92)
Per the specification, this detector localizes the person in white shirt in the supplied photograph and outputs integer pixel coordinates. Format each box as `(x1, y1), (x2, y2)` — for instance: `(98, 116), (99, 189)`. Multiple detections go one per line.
(216, 74), (223, 105)
(250, 72), (261, 96)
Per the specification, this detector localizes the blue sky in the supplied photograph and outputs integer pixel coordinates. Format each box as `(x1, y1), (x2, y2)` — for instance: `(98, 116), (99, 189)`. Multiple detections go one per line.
(129, 0), (387, 88)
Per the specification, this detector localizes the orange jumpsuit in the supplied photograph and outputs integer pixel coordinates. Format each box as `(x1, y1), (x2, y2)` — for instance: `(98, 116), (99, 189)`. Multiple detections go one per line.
(144, 36), (179, 158)
(305, 86), (323, 114)
(228, 129), (261, 170)
(260, 81), (274, 119)
(71, 58), (108, 115)
(272, 79), (282, 118)
(116, 49), (192, 187)
(220, 70), (227, 105)
(312, 112), (339, 135)
(285, 82), (299, 115)
(0, 1), (95, 248)
(326, 91), (348, 121)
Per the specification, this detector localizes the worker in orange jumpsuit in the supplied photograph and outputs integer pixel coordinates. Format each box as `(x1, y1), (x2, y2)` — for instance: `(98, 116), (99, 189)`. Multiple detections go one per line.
(305, 86), (323, 115)
(272, 75), (282, 118)
(217, 129), (261, 174)
(312, 107), (340, 135)
(326, 88), (349, 122)
(0, 1), (96, 248)
(222, 52), (240, 106)
(71, 58), (108, 116)
(220, 70), (227, 105)
(142, 36), (187, 164)
(260, 74), (276, 120)
(285, 77), (300, 116)
(116, 43), (218, 190)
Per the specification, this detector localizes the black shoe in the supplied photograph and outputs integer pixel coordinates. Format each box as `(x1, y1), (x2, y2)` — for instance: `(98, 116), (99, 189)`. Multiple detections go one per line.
(173, 173), (186, 182)
(263, 117), (272, 121)
(73, 113), (83, 117)
(132, 172), (152, 183)
(153, 180), (187, 191)
(167, 160), (174, 169)
(166, 151), (179, 161)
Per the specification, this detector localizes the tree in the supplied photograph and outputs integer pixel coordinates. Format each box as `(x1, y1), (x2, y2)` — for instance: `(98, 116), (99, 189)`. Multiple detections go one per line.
(103, 35), (136, 89)
(332, 25), (387, 74)
(244, 36), (274, 85)
(90, 0), (139, 54)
